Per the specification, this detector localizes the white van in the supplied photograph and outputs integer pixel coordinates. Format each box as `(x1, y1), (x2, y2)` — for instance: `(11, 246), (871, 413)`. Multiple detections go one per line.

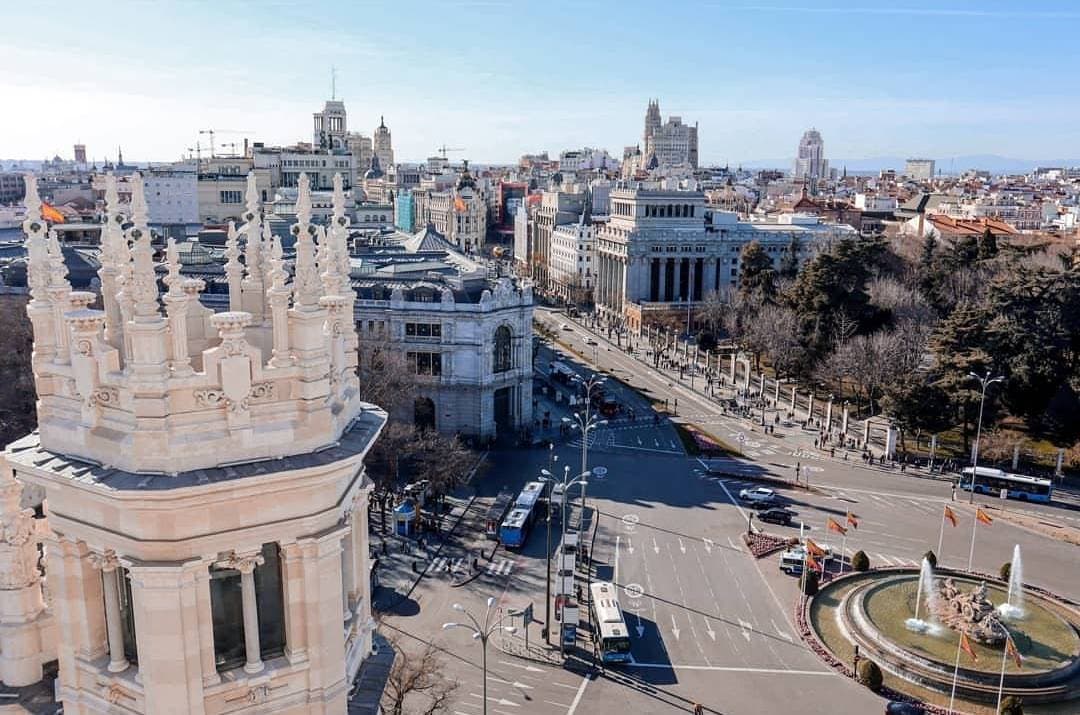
(779, 547), (806, 575)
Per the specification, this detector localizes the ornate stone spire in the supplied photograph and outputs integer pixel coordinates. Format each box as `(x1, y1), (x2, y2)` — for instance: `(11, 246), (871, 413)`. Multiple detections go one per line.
(21, 175), (50, 305)
(126, 173), (160, 321)
(98, 173), (127, 349)
(291, 173), (321, 311)
(267, 233), (293, 368)
(225, 221), (243, 312)
(240, 171), (264, 319)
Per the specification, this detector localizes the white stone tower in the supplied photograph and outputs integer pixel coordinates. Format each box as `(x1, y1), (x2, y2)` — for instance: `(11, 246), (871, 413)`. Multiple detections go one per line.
(0, 170), (386, 714)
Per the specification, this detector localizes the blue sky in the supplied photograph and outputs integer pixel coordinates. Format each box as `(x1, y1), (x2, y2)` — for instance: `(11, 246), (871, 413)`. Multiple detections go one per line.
(2, 1), (1078, 165)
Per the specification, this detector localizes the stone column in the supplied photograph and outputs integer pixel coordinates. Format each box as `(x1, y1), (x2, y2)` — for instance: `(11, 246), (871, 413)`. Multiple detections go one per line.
(280, 542), (308, 665)
(863, 419), (871, 447)
(758, 373), (765, 398)
(297, 530), (348, 703)
(790, 386), (797, 412)
(127, 561), (207, 715)
(730, 353), (737, 382)
(841, 403), (850, 436)
(657, 259), (666, 302)
(742, 361), (751, 392)
(192, 560), (220, 687)
(89, 550), (129, 673)
(0, 458), (47, 687)
(807, 393), (815, 422)
(774, 378), (780, 404)
(218, 550), (266, 675)
(825, 397), (834, 433)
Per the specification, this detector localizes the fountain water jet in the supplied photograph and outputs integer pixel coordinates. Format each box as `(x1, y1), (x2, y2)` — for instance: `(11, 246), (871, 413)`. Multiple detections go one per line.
(998, 544), (1026, 620)
(905, 557), (941, 634)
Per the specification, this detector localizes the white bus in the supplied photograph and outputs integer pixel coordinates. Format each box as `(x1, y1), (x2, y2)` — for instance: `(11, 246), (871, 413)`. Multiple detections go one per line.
(589, 582), (632, 663)
(959, 467), (1052, 503)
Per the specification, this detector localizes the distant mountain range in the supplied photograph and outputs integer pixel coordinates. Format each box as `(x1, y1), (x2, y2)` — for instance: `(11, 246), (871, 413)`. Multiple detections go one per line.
(736, 155), (1080, 174)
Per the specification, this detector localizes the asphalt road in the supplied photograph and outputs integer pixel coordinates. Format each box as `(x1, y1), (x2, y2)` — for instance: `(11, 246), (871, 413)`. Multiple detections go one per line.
(376, 308), (1079, 715)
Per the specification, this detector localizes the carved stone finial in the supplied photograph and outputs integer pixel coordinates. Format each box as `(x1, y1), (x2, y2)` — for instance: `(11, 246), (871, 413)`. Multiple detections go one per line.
(292, 174), (321, 311)
(164, 238), (184, 297)
(126, 174), (160, 321)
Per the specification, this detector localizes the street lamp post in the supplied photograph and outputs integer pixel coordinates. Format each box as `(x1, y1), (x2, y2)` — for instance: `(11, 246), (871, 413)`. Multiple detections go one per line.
(540, 467), (590, 654)
(541, 448), (557, 644)
(967, 371), (1005, 504)
(443, 598), (518, 715)
(563, 375), (607, 519)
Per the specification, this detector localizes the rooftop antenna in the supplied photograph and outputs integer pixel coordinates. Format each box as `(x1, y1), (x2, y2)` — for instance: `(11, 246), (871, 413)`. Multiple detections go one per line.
(331, 66), (337, 101)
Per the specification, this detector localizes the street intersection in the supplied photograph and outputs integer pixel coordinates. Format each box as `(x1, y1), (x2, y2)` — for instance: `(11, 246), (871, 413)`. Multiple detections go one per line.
(372, 308), (1080, 715)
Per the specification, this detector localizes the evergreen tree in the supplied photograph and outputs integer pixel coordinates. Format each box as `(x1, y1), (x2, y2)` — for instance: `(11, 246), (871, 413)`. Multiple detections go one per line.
(978, 227), (999, 260)
(952, 234), (980, 268)
(779, 234), (801, 279)
(738, 240), (776, 302)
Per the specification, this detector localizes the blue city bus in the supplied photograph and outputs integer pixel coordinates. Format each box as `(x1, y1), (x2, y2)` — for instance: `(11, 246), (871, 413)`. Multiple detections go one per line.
(484, 491), (515, 540)
(499, 481), (546, 548)
(959, 467), (1053, 503)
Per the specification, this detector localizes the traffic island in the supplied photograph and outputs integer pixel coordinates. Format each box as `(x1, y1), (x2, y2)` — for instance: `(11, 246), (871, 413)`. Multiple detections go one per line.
(742, 531), (796, 558)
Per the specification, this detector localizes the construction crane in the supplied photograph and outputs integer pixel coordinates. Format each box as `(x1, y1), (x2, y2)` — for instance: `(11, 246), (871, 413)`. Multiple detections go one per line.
(220, 142), (240, 157)
(437, 144), (465, 159)
(199, 130), (216, 158)
(198, 129), (253, 159)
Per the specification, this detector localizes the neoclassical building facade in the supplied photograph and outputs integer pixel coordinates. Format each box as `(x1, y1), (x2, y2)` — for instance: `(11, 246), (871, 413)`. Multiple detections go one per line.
(0, 172), (386, 713)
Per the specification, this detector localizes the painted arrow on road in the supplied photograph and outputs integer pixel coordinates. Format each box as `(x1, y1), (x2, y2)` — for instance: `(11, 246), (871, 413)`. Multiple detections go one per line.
(702, 538), (713, 554)
(652, 538), (660, 554)
(704, 618), (717, 641)
(497, 660), (544, 673)
(634, 612), (645, 638)
(678, 537), (686, 554)
(626, 537), (634, 555)
(670, 614), (681, 640)
(738, 619), (753, 642)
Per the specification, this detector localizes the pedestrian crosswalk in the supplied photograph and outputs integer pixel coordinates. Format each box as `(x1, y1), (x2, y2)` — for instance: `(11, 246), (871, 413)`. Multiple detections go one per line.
(426, 556), (514, 578)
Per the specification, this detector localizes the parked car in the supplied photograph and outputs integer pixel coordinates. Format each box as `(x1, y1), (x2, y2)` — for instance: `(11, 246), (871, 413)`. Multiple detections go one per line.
(738, 487), (777, 506)
(885, 702), (924, 714)
(560, 322), (572, 331)
(757, 507), (796, 526)
(584, 337), (598, 345)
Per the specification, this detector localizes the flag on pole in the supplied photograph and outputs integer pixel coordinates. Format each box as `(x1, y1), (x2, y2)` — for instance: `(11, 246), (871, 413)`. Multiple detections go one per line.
(959, 631), (978, 663)
(1005, 635), (1023, 668)
(846, 512), (859, 529)
(827, 517), (848, 535)
(976, 508), (993, 526)
(805, 539), (827, 557)
(944, 505), (958, 527)
(41, 202), (65, 223)
(806, 552), (821, 573)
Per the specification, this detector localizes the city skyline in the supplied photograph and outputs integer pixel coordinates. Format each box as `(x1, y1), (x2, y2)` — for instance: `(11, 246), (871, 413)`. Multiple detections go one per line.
(3, 1), (1079, 165)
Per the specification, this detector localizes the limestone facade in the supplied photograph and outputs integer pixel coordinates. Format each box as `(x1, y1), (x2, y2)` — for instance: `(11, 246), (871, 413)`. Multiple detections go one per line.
(0, 170), (387, 714)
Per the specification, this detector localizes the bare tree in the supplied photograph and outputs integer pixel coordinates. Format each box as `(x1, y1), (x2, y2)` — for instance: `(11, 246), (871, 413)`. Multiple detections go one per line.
(381, 638), (458, 715)
(357, 343), (418, 416)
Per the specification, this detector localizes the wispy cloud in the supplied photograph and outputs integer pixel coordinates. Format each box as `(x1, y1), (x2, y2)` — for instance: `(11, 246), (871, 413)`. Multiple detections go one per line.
(722, 4), (1080, 19)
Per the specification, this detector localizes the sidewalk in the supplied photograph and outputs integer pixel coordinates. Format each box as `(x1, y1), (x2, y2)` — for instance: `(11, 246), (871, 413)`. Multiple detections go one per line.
(370, 489), (478, 613)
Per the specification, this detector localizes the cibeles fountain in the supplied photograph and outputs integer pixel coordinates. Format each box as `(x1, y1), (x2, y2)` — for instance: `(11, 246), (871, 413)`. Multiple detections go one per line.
(808, 544), (1080, 708)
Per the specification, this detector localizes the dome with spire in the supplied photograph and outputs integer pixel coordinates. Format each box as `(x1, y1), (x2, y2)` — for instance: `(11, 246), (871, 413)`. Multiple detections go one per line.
(456, 159), (476, 190)
(363, 153), (384, 181)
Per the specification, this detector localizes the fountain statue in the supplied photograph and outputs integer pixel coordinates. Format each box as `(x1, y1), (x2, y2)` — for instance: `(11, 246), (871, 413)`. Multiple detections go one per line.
(905, 557), (941, 634)
(998, 544), (1026, 620)
(933, 579), (1006, 645)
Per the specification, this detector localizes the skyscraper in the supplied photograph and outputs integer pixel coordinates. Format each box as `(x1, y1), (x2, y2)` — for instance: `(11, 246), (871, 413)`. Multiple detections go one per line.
(793, 128), (828, 180)
(641, 99), (699, 171)
(373, 116), (394, 169)
(73, 143), (87, 164)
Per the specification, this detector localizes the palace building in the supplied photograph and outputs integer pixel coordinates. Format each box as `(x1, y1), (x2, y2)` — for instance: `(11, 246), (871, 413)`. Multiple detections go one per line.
(0, 171), (386, 713)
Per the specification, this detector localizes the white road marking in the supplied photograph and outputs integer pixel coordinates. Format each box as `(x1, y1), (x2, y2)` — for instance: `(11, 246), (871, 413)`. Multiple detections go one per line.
(670, 613), (681, 640)
(738, 618), (752, 641)
(566, 673), (593, 715)
(625, 663), (833, 675)
(626, 537), (634, 555)
(614, 535), (621, 586)
(678, 537), (686, 554)
(652, 538), (660, 554)
(544, 701), (571, 709)
(704, 617), (717, 640)
(497, 660), (544, 673)
(772, 619), (792, 642)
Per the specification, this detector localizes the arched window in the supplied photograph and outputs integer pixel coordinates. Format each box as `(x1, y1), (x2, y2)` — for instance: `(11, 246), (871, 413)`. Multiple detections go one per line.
(493, 325), (513, 373)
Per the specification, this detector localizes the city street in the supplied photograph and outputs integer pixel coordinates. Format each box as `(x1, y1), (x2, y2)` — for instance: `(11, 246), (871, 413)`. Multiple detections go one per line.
(374, 308), (1080, 715)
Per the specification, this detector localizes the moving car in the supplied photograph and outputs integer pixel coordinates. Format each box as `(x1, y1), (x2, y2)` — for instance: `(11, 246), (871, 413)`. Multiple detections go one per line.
(585, 337), (598, 346)
(757, 507), (796, 526)
(560, 322), (572, 331)
(738, 487), (777, 506)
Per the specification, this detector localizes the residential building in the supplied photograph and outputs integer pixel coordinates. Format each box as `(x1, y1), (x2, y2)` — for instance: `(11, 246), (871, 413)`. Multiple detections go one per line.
(548, 197), (597, 306)
(395, 188), (416, 232)
(904, 158), (936, 181)
(412, 162), (487, 253)
(0, 172), (26, 203)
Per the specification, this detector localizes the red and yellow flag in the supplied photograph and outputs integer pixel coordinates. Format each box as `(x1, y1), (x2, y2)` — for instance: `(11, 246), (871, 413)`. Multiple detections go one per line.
(41, 202), (65, 223)
(827, 517), (848, 535)
(1005, 635), (1023, 668)
(846, 512), (859, 530)
(805, 539), (827, 558)
(943, 505), (958, 527)
(976, 508), (993, 526)
(959, 630), (978, 662)
(806, 552), (821, 572)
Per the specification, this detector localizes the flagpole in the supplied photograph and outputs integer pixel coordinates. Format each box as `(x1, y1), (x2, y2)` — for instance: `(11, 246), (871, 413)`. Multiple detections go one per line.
(937, 507), (947, 562)
(840, 531), (848, 573)
(967, 511), (979, 572)
(996, 632), (1011, 713)
(949, 630), (965, 713)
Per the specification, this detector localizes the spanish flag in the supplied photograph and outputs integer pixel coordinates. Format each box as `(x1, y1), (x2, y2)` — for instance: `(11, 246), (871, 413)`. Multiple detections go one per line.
(959, 630), (978, 662)
(1005, 635), (1023, 668)
(805, 539), (827, 558)
(976, 508), (993, 526)
(846, 512), (859, 530)
(943, 505), (958, 527)
(827, 517), (848, 535)
(41, 202), (65, 223)
(806, 552), (821, 573)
